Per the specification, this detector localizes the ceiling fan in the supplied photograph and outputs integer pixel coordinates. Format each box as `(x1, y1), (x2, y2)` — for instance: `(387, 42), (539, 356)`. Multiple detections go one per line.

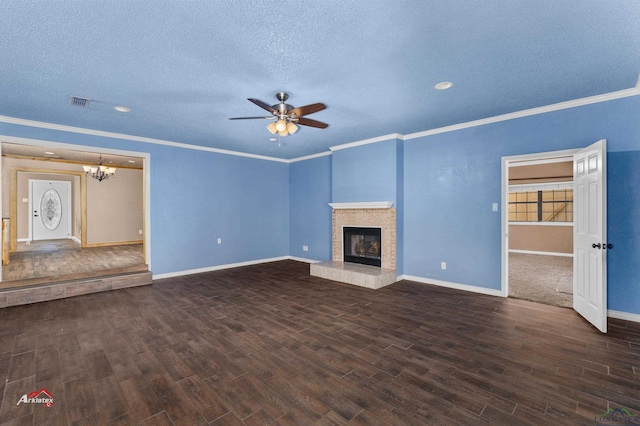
(229, 92), (328, 136)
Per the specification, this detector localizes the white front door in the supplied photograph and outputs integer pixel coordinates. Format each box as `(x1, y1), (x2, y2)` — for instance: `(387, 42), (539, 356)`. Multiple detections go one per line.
(573, 140), (607, 333)
(30, 180), (72, 241)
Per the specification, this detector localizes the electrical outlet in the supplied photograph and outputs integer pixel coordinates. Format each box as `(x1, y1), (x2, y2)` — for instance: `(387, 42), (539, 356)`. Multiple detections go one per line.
(217, 238), (222, 244)
(22, 198), (29, 203)
(441, 262), (447, 270)
(303, 245), (309, 252)
(492, 202), (499, 212)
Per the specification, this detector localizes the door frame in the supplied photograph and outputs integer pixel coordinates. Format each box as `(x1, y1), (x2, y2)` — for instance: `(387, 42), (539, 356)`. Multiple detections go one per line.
(501, 148), (579, 298)
(29, 179), (73, 242)
(0, 135), (151, 281)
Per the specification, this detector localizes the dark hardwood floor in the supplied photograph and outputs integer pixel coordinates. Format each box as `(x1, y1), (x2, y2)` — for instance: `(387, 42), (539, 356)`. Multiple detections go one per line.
(0, 260), (638, 425)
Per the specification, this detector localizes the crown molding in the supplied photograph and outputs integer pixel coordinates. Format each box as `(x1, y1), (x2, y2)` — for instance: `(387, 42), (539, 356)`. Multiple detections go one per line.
(329, 134), (403, 152)
(404, 87), (640, 140)
(287, 151), (332, 163)
(0, 115), (289, 163)
(2, 85), (639, 162)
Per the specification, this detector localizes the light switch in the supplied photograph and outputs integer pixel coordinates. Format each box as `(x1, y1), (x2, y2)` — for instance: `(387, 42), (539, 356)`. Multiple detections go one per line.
(217, 238), (222, 244)
(492, 202), (499, 212)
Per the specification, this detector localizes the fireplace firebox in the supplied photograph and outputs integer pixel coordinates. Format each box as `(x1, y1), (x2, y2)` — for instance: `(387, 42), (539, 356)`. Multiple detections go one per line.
(343, 227), (382, 267)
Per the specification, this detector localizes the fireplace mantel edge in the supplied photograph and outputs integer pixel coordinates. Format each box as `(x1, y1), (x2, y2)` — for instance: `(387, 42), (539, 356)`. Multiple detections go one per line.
(328, 201), (394, 210)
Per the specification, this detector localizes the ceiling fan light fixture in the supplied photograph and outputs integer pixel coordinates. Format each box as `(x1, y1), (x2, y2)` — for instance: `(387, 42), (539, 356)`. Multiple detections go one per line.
(286, 122), (298, 134)
(275, 119), (287, 132)
(230, 92), (328, 139)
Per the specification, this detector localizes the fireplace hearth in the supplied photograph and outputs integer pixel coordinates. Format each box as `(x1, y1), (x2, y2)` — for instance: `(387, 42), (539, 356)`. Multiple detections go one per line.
(310, 203), (397, 289)
(343, 227), (382, 267)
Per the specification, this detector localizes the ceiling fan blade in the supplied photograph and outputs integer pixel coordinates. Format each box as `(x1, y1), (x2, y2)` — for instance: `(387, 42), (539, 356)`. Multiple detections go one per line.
(229, 116), (273, 120)
(289, 103), (326, 118)
(297, 117), (329, 129)
(248, 98), (277, 114)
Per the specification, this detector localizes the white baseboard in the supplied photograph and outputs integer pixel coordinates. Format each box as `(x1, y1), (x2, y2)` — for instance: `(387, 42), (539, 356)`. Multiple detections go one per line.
(288, 256), (321, 264)
(509, 249), (573, 257)
(608, 310), (640, 324)
(153, 256), (290, 280)
(18, 237), (80, 243)
(154, 261), (639, 324)
(398, 274), (505, 297)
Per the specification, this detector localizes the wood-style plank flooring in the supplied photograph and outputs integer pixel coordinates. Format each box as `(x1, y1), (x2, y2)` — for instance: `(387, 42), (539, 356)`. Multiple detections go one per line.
(2, 240), (144, 285)
(0, 260), (638, 425)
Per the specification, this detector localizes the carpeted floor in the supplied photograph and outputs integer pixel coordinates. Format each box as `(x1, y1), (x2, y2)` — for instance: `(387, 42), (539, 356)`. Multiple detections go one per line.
(508, 252), (573, 308)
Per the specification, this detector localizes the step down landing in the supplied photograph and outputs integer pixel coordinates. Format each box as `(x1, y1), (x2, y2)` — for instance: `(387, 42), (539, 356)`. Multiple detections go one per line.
(0, 271), (152, 308)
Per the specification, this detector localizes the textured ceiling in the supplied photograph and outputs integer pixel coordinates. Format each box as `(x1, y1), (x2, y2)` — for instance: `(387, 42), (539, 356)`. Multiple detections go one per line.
(1, 1), (639, 159)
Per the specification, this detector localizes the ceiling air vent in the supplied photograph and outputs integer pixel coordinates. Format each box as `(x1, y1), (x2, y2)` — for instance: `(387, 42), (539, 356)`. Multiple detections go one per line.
(69, 96), (91, 107)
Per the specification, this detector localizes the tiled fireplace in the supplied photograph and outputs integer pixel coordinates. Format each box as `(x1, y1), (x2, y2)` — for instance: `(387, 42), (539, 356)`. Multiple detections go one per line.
(310, 202), (398, 289)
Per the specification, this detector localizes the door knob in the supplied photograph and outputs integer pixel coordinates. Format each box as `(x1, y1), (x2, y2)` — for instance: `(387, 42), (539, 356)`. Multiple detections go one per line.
(603, 243), (613, 249)
(592, 243), (601, 249)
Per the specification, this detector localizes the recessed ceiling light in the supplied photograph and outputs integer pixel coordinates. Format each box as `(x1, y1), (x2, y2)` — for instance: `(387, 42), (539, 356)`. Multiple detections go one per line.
(127, 160), (136, 163)
(269, 138), (278, 142)
(114, 106), (130, 113)
(435, 81), (453, 90)
(44, 151), (55, 155)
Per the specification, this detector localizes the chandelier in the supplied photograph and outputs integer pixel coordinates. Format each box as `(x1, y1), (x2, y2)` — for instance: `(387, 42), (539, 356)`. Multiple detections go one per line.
(82, 154), (116, 182)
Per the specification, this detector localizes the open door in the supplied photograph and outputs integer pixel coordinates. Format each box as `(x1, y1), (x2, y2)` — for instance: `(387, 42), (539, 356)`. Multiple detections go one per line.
(573, 139), (607, 332)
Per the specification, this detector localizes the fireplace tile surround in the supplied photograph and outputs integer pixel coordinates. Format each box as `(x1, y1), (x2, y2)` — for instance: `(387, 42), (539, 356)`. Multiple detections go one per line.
(310, 202), (398, 289)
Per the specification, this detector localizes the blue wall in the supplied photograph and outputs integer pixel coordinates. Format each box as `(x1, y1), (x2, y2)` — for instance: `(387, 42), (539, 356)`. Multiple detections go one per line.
(331, 138), (404, 273)
(404, 95), (640, 313)
(607, 150), (640, 314)
(332, 139), (398, 203)
(2, 93), (639, 316)
(396, 139), (404, 276)
(289, 155), (332, 261)
(0, 122), (290, 275)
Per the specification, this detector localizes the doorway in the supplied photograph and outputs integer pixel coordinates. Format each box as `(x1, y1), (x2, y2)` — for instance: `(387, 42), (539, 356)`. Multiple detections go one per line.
(506, 156), (574, 308)
(29, 179), (72, 241)
(501, 141), (608, 332)
(0, 138), (151, 286)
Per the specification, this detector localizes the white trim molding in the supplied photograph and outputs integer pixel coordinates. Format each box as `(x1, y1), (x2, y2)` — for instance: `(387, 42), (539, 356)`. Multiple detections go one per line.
(288, 256), (322, 264)
(0, 115), (289, 163)
(153, 255), (321, 280)
(399, 275), (505, 297)
(508, 249), (573, 257)
(404, 88), (640, 141)
(1, 86), (638, 162)
(329, 201), (394, 209)
(608, 310), (640, 324)
(288, 151), (332, 163)
(153, 256), (291, 280)
(329, 134), (402, 152)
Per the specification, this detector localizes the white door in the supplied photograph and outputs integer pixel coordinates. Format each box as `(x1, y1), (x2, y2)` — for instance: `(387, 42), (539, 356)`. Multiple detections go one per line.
(573, 140), (607, 332)
(30, 180), (72, 241)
